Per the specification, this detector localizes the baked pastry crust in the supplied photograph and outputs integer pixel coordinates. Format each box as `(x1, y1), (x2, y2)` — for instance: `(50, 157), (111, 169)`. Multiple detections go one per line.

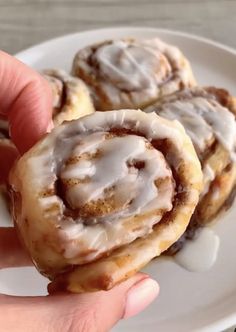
(145, 87), (236, 253)
(10, 110), (202, 292)
(72, 38), (196, 111)
(43, 69), (95, 125)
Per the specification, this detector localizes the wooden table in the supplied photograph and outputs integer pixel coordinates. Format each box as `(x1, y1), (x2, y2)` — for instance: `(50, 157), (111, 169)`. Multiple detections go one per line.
(1, 1), (236, 331)
(1, 0), (236, 54)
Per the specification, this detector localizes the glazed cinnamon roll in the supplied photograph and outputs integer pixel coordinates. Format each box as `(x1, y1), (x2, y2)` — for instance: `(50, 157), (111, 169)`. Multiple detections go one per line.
(145, 87), (236, 253)
(42, 69), (95, 125)
(10, 110), (202, 292)
(72, 38), (196, 111)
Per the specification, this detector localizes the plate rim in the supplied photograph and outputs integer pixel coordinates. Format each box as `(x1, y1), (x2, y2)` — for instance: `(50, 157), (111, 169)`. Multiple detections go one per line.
(14, 26), (236, 332)
(15, 26), (236, 59)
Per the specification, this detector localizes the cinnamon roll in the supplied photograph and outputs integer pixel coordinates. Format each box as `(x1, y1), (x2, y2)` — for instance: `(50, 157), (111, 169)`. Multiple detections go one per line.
(71, 38), (196, 111)
(145, 87), (236, 253)
(10, 110), (202, 292)
(42, 69), (95, 125)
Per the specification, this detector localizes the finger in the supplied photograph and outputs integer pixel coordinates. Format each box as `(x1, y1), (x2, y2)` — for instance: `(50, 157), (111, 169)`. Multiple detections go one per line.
(0, 227), (32, 268)
(0, 273), (159, 332)
(59, 274), (159, 331)
(0, 143), (19, 184)
(0, 51), (52, 154)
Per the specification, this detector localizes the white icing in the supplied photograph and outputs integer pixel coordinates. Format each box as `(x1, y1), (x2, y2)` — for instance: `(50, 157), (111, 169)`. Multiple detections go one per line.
(26, 110), (199, 263)
(203, 164), (215, 183)
(174, 228), (220, 272)
(201, 164), (215, 197)
(96, 40), (171, 91)
(61, 133), (173, 218)
(73, 38), (194, 109)
(212, 187), (220, 201)
(152, 96), (236, 156)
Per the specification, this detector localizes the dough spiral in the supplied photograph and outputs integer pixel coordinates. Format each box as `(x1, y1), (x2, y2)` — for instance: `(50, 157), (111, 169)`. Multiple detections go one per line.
(145, 87), (236, 253)
(72, 38), (196, 111)
(43, 69), (95, 125)
(10, 110), (202, 292)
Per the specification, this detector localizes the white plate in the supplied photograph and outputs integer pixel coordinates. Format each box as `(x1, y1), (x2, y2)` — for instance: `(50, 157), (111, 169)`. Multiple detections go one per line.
(1, 27), (236, 332)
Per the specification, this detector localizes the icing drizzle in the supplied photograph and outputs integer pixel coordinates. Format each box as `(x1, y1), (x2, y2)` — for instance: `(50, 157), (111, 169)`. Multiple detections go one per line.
(73, 38), (195, 109)
(148, 96), (236, 155)
(26, 110), (199, 263)
(95, 40), (171, 91)
(61, 132), (173, 222)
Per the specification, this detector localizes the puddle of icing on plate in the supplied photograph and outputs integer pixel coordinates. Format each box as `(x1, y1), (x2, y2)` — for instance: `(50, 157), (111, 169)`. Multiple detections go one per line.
(174, 228), (220, 272)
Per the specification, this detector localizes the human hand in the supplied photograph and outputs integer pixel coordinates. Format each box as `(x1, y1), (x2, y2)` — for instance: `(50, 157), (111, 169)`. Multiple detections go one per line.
(0, 50), (52, 183)
(0, 51), (159, 332)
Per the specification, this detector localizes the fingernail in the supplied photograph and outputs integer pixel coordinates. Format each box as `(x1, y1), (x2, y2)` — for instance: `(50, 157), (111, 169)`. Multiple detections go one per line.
(123, 278), (159, 319)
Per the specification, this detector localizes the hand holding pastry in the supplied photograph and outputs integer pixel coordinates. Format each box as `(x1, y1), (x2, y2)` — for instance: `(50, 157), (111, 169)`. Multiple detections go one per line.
(0, 50), (159, 332)
(0, 65), (95, 183)
(10, 109), (202, 292)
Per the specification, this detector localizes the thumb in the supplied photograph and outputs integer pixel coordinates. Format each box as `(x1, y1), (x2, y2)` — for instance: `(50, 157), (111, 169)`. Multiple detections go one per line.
(61, 273), (159, 331)
(1, 274), (159, 332)
(0, 51), (52, 154)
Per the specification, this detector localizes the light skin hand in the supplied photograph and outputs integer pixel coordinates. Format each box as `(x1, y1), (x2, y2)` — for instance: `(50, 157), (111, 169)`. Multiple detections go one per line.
(0, 51), (159, 332)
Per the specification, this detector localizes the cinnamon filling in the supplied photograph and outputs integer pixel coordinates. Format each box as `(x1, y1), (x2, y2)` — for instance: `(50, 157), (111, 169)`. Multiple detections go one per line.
(54, 129), (177, 228)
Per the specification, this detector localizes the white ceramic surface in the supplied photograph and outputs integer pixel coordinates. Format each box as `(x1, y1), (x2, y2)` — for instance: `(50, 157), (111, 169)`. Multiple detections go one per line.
(1, 27), (236, 332)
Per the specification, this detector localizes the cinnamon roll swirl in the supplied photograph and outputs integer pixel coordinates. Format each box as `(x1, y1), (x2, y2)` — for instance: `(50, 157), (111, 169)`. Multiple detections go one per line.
(145, 87), (236, 253)
(10, 110), (202, 292)
(42, 69), (95, 125)
(72, 38), (196, 111)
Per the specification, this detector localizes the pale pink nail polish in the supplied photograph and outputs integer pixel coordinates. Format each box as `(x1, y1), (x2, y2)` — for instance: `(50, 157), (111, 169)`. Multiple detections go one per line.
(123, 278), (159, 319)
